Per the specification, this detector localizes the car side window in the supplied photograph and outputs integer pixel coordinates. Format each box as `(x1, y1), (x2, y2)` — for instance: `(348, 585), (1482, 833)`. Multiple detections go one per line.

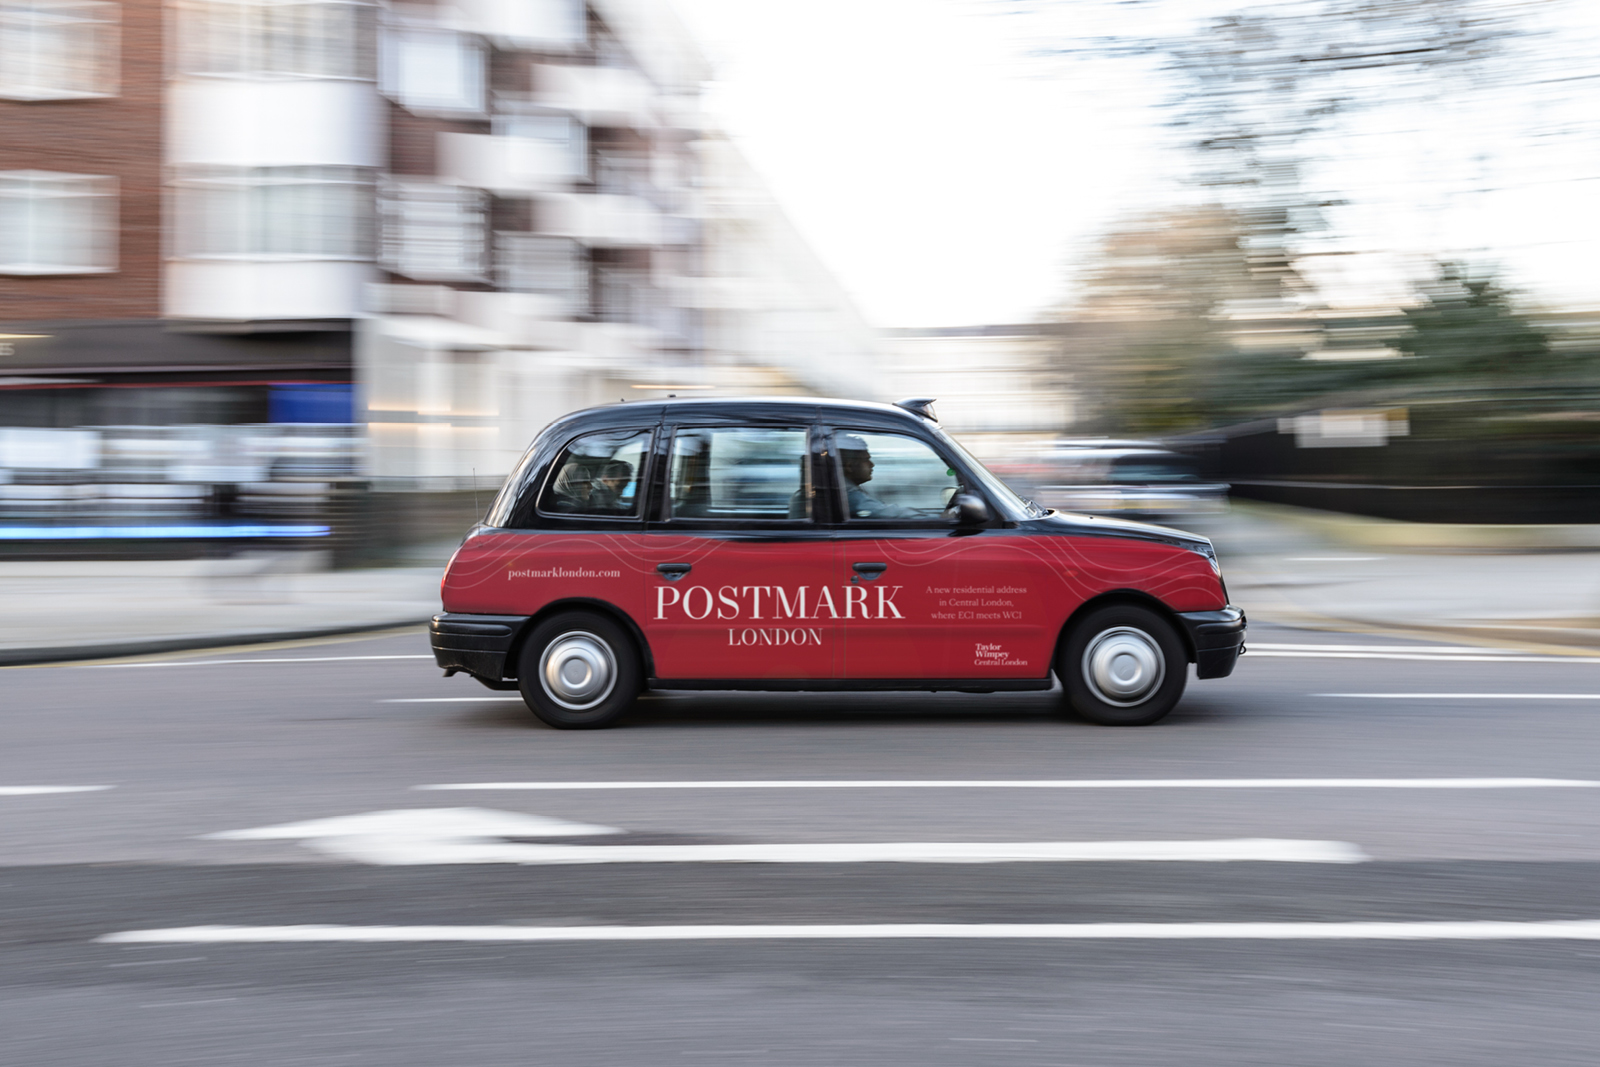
(668, 426), (811, 521)
(833, 430), (962, 523)
(536, 429), (651, 518)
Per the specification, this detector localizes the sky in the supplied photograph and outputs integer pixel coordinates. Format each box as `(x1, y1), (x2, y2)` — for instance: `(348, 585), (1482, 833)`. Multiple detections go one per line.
(670, 0), (1600, 329)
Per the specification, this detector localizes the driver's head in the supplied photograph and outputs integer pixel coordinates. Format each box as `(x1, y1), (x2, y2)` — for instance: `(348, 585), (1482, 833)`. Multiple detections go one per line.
(838, 434), (873, 486)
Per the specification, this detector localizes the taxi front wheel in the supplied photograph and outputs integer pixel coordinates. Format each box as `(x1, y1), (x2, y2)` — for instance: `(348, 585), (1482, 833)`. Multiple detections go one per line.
(517, 611), (641, 729)
(1060, 604), (1187, 726)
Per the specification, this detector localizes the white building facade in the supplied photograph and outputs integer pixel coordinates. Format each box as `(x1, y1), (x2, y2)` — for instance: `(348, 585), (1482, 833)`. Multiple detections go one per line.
(152, 0), (883, 487)
(351, 0), (883, 485)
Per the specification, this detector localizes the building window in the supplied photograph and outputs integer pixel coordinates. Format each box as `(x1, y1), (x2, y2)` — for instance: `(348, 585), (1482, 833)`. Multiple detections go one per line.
(594, 149), (653, 199)
(172, 166), (375, 258)
(379, 182), (486, 282)
(0, 0), (119, 100)
(379, 26), (483, 113)
(496, 234), (586, 315)
(492, 113), (587, 179)
(0, 171), (117, 274)
(595, 265), (657, 327)
(172, 0), (376, 80)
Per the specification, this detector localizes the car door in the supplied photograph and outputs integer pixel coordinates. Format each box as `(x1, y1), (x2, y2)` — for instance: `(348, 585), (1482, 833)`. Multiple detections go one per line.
(636, 420), (841, 681)
(830, 426), (1054, 681)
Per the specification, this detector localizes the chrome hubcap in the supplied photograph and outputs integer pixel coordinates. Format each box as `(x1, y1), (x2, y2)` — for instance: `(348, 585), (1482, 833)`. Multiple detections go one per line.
(540, 631), (616, 711)
(1083, 626), (1165, 706)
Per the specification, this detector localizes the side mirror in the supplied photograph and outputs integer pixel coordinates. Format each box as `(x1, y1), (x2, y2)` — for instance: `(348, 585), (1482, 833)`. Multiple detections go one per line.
(949, 492), (991, 527)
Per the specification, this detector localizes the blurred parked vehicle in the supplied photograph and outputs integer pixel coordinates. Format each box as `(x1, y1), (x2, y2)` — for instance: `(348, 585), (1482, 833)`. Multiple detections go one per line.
(1021, 443), (1228, 523)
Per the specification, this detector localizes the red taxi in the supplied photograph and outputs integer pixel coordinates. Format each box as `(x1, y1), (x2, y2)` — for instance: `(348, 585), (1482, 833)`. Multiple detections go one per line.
(430, 397), (1245, 728)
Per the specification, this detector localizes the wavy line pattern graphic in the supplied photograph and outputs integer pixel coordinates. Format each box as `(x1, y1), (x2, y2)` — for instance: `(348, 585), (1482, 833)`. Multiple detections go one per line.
(441, 527), (1225, 679)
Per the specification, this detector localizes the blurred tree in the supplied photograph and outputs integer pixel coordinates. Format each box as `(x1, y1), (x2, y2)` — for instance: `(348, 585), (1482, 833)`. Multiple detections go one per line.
(1395, 263), (1552, 379)
(1067, 206), (1282, 434)
(1021, 0), (1542, 289)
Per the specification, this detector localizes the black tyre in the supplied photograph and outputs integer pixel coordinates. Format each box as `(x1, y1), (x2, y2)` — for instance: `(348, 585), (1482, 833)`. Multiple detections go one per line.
(1059, 603), (1187, 726)
(517, 611), (641, 729)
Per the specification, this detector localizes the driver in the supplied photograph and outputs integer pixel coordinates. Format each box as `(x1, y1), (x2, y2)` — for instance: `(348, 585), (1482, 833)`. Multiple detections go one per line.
(837, 435), (918, 519)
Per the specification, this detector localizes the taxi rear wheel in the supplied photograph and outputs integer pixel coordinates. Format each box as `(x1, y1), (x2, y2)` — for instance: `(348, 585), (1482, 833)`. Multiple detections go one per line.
(1059, 604), (1187, 726)
(517, 611), (641, 729)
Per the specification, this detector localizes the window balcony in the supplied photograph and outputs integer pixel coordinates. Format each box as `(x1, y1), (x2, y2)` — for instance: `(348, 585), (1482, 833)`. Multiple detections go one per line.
(531, 62), (655, 129)
(536, 192), (663, 248)
(436, 132), (578, 195)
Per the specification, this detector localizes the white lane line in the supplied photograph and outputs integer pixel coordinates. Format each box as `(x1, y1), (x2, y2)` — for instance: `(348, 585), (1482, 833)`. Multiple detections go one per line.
(0, 785), (112, 795)
(1321, 693), (1600, 700)
(384, 697), (520, 703)
(1251, 643), (1538, 654)
(84, 656), (434, 669)
(98, 920), (1600, 944)
(301, 839), (1365, 866)
(417, 778), (1600, 791)
(1248, 650), (1586, 663)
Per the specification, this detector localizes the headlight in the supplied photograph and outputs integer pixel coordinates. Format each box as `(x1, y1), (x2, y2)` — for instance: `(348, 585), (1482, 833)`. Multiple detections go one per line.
(1189, 540), (1221, 576)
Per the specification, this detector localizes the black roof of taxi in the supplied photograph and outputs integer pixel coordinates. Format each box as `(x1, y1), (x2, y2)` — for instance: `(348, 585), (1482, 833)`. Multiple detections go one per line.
(544, 396), (937, 435)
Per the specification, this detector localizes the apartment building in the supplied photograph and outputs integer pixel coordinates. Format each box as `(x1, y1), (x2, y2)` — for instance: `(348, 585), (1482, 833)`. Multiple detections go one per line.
(3, 0), (883, 491)
(359, 0), (713, 482)
(1, 0), (367, 432)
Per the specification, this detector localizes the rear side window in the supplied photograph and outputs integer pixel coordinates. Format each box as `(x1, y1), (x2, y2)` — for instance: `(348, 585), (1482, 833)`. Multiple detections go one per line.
(537, 429), (651, 518)
(668, 427), (811, 521)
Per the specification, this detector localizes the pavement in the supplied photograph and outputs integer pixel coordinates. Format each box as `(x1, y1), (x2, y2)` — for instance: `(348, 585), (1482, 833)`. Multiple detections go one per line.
(4, 503), (1600, 665)
(1212, 503), (1600, 651)
(0, 554), (444, 665)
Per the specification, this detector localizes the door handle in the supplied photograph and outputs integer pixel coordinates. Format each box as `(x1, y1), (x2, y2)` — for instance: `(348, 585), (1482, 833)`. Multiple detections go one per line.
(852, 561), (888, 581)
(656, 563), (692, 581)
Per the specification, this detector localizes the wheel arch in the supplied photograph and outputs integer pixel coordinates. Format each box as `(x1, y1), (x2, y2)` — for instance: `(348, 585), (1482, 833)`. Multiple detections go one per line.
(1054, 590), (1195, 671)
(507, 597), (655, 680)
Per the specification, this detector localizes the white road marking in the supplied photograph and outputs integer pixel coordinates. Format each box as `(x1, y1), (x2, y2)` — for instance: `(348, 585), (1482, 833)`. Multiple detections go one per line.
(201, 808), (1365, 866)
(1321, 693), (1600, 700)
(99, 920), (1600, 944)
(207, 808), (622, 839)
(1250, 643), (1537, 654)
(0, 785), (112, 795)
(417, 778), (1600, 791)
(383, 697), (520, 703)
(85, 655), (434, 668)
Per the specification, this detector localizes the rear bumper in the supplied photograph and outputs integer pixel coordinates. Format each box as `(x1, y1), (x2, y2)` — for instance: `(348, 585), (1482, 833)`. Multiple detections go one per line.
(1176, 605), (1247, 680)
(429, 613), (529, 687)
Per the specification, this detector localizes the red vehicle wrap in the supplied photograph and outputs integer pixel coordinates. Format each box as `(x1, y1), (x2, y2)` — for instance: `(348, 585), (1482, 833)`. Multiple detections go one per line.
(441, 527), (1224, 683)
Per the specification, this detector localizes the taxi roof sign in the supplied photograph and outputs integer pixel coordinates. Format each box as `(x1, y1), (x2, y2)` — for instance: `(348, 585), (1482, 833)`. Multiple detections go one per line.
(893, 397), (939, 423)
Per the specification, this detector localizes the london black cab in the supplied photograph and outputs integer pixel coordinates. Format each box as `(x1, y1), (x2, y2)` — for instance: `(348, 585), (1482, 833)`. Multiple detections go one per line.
(430, 397), (1245, 729)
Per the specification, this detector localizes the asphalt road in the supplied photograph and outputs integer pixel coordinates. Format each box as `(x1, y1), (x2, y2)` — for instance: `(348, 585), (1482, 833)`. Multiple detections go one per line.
(4, 622), (1600, 1065)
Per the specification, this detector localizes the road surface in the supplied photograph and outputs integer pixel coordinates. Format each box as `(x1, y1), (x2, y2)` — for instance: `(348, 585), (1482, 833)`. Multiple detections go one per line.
(3, 622), (1599, 1065)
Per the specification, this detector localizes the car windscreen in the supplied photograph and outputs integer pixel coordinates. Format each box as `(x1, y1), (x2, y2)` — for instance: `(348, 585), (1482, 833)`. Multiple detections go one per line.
(931, 427), (1041, 517)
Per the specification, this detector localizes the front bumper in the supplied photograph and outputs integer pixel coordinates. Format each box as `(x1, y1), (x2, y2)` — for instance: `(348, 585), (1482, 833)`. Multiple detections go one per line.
(1176, 605), (1246, 680)
(430, 613), (530, 689)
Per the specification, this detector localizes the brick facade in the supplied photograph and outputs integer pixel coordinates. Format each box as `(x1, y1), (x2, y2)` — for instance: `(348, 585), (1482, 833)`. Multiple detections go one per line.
(0, 0), (164, 323)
